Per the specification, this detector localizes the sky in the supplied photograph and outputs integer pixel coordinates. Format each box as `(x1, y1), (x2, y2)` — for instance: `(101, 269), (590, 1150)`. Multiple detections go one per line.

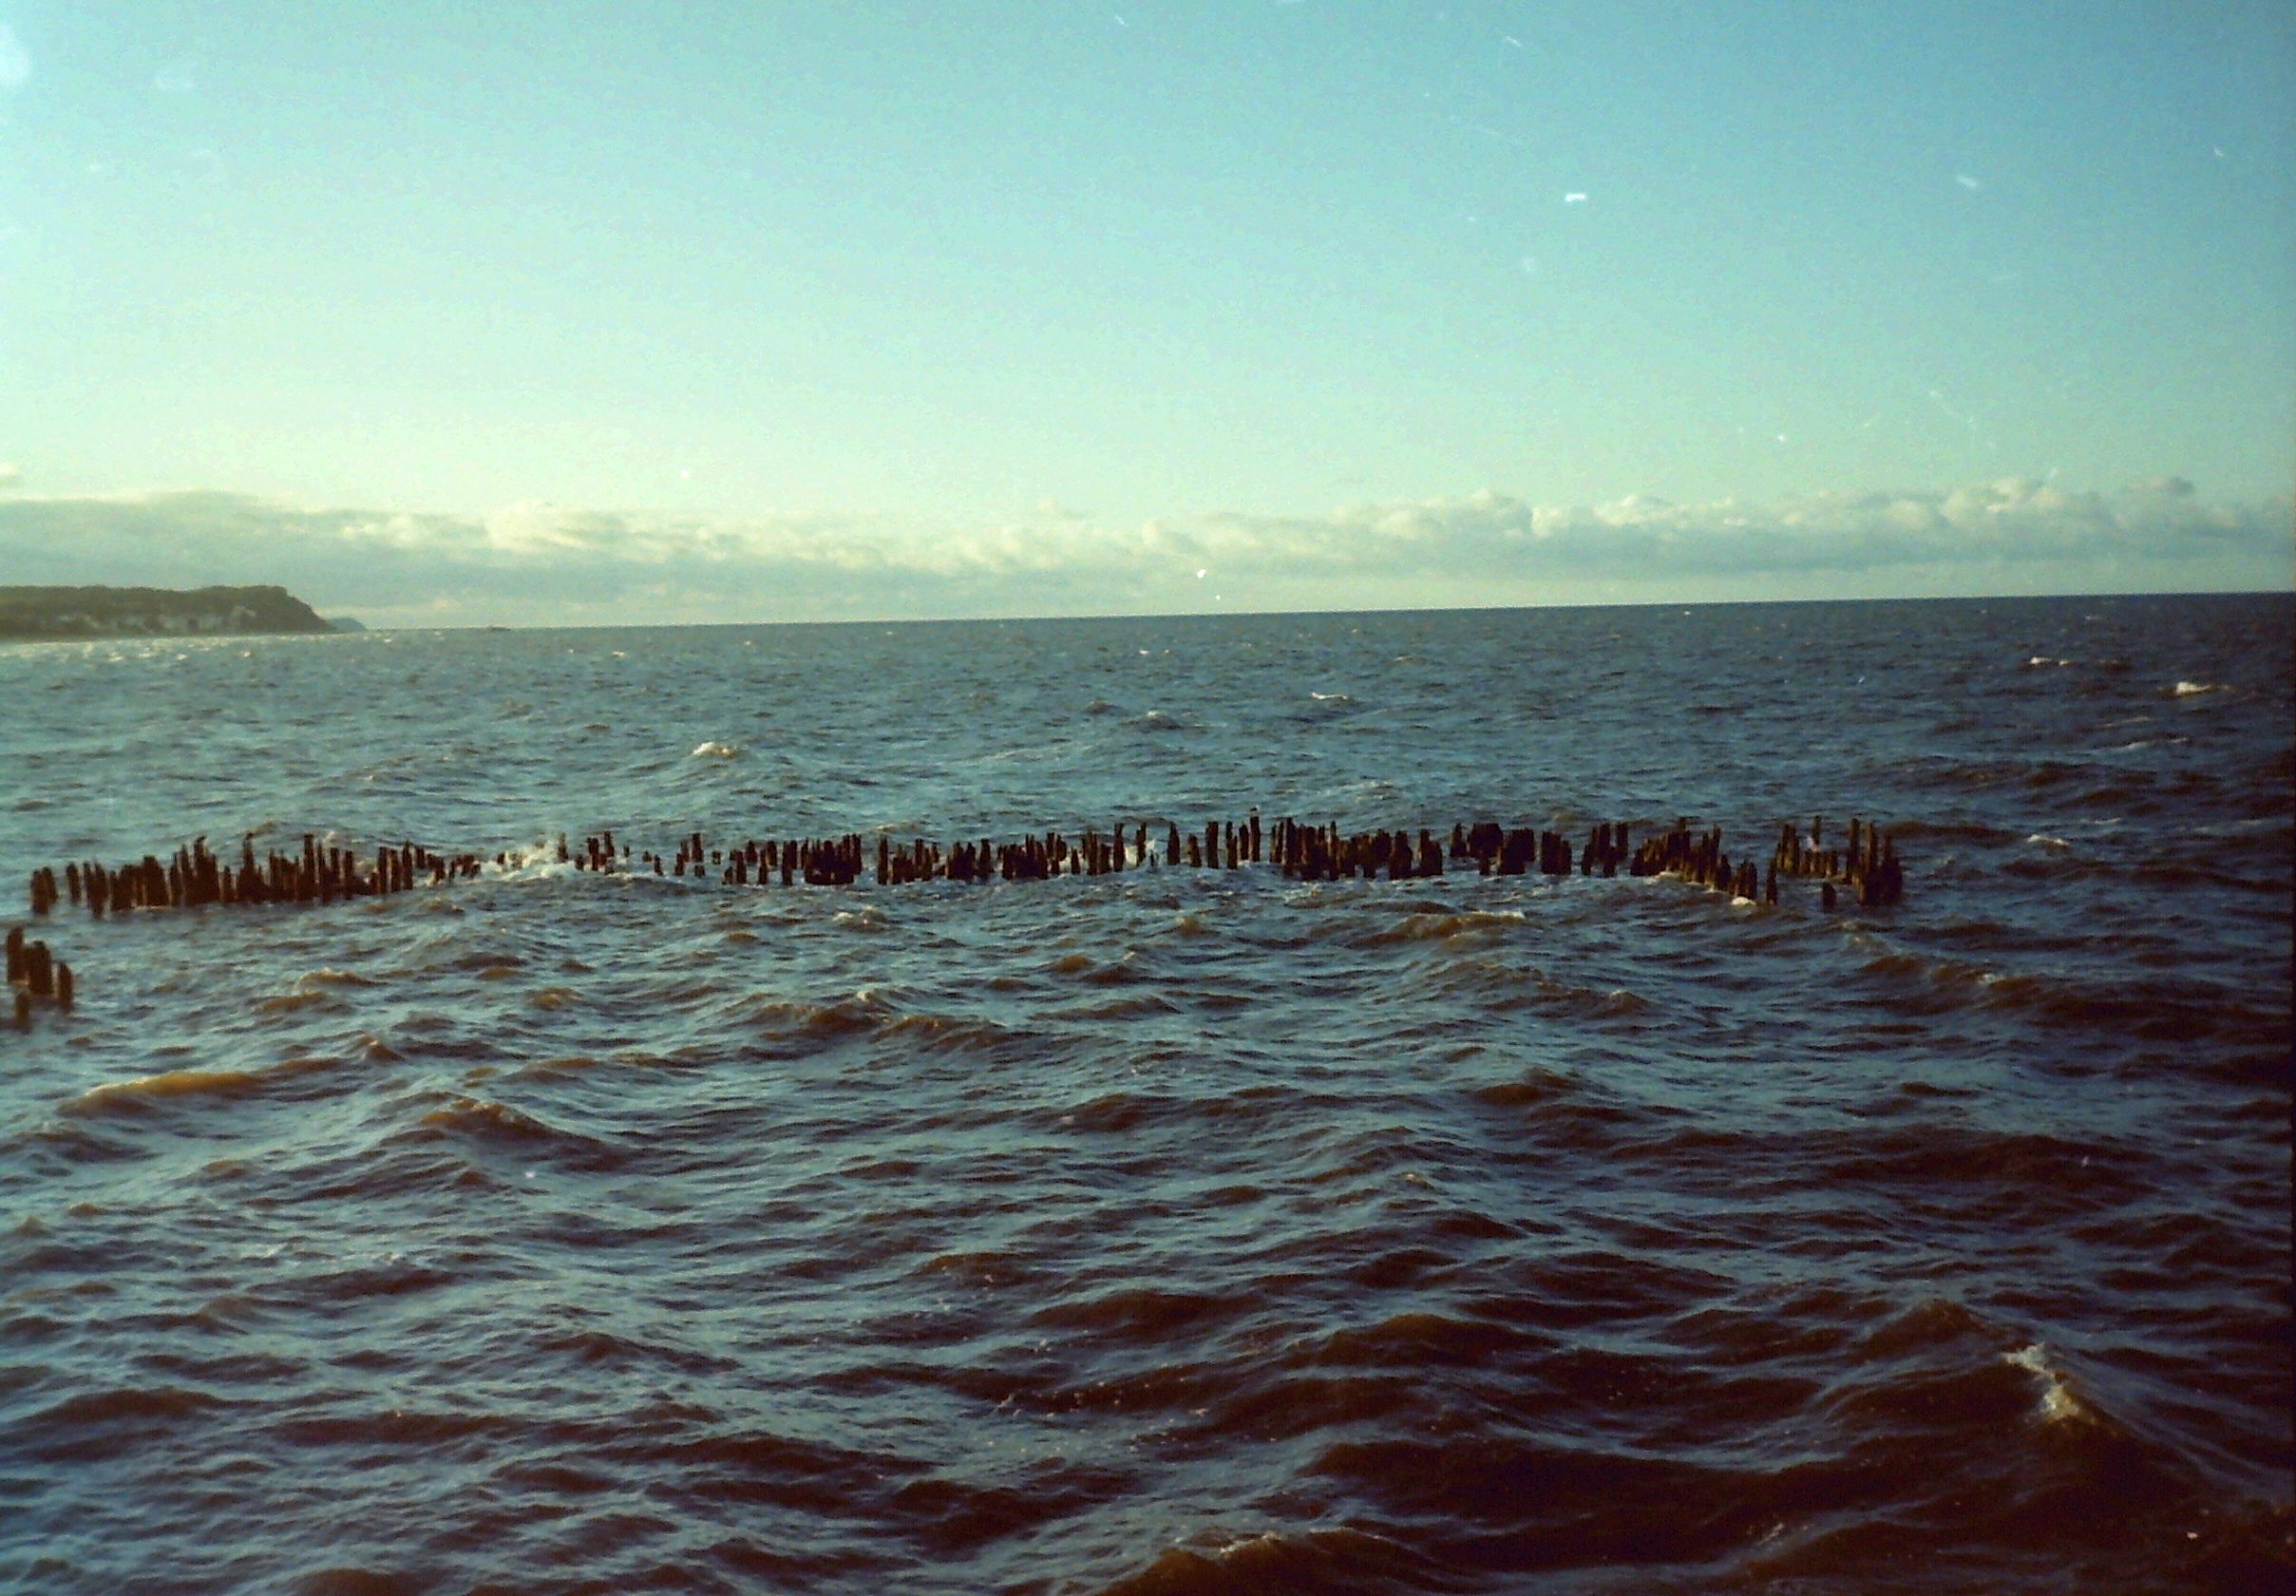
(0, 1), (2289, 625)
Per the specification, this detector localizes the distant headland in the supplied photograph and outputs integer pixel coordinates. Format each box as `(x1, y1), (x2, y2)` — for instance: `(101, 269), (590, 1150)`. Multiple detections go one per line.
(0, 585), (356, 639)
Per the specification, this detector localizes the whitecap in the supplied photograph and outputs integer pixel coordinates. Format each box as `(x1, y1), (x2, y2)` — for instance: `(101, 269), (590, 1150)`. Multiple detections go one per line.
(2171, 680), (2225, 697)
(489, 847), (577, 881)
(2004, 1342), (2084, 1423)
(692, 740), (742, 759)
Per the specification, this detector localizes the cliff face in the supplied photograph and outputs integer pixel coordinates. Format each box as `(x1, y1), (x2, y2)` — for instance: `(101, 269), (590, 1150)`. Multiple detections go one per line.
(0, 585), (335, 639)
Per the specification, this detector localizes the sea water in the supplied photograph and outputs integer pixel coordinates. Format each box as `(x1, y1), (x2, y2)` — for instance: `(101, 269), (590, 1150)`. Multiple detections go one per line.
(1, 595), (2288, 1593)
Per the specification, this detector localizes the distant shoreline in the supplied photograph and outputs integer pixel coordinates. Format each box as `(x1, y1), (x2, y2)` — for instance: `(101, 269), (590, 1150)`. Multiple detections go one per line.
(0, 584), (356, 639)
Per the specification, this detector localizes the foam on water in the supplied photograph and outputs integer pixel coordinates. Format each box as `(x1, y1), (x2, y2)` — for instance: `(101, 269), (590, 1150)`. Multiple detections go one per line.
(2004, 1342), (2086, 1424)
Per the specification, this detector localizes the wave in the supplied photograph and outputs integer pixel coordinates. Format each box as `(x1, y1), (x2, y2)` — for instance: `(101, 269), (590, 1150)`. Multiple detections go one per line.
(1313, 1309), (1542, 1368)
(877, 1011), (1030, 1055)
(502, 1054), (603, 1080)
(407, 1094), (629, 1172)
(13, 1384), (232, 1465)
(1029, 1284), (1257, 1338)
(733, 991), (897, 1042)
(62, 1055), (335, 1117)
(1097, 1528), (1440, 1596)
(1470, 1069), (1580, 1109)
(1366, 909), (1526, 945)
(287, 1567), (422, 1596)
(1888, 817), (2022, 843)
(1048, 950), (1141, 984)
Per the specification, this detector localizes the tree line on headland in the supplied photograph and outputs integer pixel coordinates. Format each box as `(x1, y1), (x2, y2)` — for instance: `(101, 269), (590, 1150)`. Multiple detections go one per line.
(0, 585), (350, 639)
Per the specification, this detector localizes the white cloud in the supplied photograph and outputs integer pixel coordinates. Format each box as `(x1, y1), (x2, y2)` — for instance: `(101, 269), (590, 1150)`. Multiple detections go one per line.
(0, 479), (2285, 626)
(0, 463), (22, 491)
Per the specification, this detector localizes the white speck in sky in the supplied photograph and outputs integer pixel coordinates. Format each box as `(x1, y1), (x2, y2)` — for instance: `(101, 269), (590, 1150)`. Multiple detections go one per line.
(1504, 35), (1524, 48)
(1195, 568), (1206, 579)
(0, 24), (28, 89)
(1564, 192), (1587, 204)
(1113, 13), (1128, 26)
(1519, 254), (1539, 275)
(2212, 145), (2226, 159)
(154, 62), (198, 94)
(1926, 388), (1983, 439)
(1955, 172), (1982, 190)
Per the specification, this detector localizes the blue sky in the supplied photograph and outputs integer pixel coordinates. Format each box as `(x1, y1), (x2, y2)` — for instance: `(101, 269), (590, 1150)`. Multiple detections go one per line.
(0, 3), (2289, 623)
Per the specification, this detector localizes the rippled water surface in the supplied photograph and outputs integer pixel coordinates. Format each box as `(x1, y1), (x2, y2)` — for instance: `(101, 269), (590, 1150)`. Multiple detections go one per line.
(3, 596), (2289, 1595)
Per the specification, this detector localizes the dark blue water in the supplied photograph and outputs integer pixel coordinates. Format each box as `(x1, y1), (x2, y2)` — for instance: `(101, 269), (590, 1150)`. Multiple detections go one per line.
(3, 595), (2288, 1594)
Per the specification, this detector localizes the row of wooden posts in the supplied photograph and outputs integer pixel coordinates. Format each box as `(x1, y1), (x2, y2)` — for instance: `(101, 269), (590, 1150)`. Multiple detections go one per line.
(10, 835), (484, 1026)
(19, 814), (1907, 917)
(10, 813), (1903, 1024)
(552, 811), (1903, 908)
(22, 835), (487, 921)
